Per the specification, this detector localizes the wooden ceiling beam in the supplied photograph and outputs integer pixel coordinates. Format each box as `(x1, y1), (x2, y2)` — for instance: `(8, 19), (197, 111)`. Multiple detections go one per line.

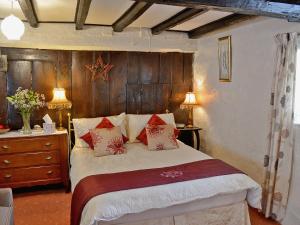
(17, 0), (38, 27)
(188, 14), (257, 39)
(75, 0), (92, 30)
(269, 0), (300, 5)
(151, 8), (208, 35)
(112, 2), (153, 32)
(134, 0), (300, 22)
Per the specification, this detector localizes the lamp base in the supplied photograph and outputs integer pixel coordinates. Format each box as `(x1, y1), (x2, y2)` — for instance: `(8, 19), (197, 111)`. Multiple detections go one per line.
(56, 126), (66, 131)
(185, 124), (194, 128)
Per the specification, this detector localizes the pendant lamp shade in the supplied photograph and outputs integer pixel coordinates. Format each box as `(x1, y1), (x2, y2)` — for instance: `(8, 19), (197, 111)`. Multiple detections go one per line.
(1, 14), (25, 40)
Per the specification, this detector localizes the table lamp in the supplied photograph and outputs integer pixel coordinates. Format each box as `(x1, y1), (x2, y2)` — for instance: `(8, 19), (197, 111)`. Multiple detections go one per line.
(47, 88), (72, 131)
(181, 92), (198, 128)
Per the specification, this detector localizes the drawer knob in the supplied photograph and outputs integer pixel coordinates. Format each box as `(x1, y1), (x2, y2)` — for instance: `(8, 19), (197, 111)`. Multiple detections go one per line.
(47, 170), (53, 175)
(45, 142), (52, 147)
(3, 160), (11, 165)
(45, 156), (52, 160)
(1, 145), (9, 150)
(4, 174), (12, 179)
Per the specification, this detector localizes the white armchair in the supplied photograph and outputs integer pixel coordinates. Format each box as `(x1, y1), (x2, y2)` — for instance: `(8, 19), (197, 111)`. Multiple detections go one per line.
(0, 188), (14, 225)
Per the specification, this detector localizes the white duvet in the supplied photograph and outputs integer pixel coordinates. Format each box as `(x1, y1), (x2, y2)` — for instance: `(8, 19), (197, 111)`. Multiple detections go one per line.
(70, 141), (262, 225)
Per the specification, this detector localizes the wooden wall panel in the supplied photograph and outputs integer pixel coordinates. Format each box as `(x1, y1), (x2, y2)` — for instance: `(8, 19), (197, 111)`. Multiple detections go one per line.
(7, 61), (32, 129)
(156, 84), (170, 113)
(184, 54), (193, 86)
(57, 51), (72, 128)
(0, 72), (7, 124)
(126, 84), (142, 114)
(109, 52), (127, 115)
(71, 51), (94, 118)
(32, 61), (57, 125)
(159, 53), (172, 84)
(0, 48), (193, 129)
(172, 53), (184, 84)
(92, 52), (110, 117)
(139, 53), (159, 84)
(127, 52), (140, 84)
(141, 84), (156, 114)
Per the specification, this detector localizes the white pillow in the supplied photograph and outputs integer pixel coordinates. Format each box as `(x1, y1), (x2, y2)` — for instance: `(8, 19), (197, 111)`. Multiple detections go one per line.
(73, 112), (127, 148)
(126, 113), (176, 143)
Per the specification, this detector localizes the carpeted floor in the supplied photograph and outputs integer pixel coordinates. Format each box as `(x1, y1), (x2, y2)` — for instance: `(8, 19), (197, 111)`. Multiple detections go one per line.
(13, 186), (279, 225)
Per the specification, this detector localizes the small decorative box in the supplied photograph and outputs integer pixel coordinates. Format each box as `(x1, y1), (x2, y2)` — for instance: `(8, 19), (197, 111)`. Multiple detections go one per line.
(43, 123), (56, 134)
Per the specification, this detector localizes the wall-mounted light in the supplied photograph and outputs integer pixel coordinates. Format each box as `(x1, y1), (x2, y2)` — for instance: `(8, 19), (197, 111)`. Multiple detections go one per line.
(1, 0), (25, 40)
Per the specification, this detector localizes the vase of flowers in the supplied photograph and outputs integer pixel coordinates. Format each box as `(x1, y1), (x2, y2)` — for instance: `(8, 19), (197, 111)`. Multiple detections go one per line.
(7, 87), (45, 134)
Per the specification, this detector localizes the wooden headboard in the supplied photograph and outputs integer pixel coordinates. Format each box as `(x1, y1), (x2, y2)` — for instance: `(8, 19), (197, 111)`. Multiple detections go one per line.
(0, 48), (193, 129)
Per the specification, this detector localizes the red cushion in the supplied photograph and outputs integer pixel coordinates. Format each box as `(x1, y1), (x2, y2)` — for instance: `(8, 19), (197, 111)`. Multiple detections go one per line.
(80, 117), (128, 149)
(137, 114), (179, 145)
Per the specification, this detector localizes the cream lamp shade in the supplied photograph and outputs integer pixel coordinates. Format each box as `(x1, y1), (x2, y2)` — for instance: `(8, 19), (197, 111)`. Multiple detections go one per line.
(47, 88), (72, 109)
(182, 92), (198, 106)
(181, 92), (199, 128)
(1, 14), (25, 40)
(47, 88), (72, 131)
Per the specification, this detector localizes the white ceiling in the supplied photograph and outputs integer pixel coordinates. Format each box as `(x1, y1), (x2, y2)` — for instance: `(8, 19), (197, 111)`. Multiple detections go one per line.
(86, 0), (134, 25)
(130, 4), (184, 28)
(0, 0), (232, 32)
(0, 0), (25, 20)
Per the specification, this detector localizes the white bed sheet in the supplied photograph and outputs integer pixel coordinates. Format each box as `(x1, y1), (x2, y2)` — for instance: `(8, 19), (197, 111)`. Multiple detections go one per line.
(70, 141), (262, 225)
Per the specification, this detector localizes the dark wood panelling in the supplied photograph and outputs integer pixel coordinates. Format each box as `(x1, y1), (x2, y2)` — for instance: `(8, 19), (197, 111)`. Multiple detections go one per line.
(109, 52), (128, 115)
(0, 72), (7, 124)
(172, 53), (184, 84)
(2, 48), (57, 61)
(140, 52), (159, 84)
(0, 48), (193, 129)
(71, 51), (94, 118)
(7, 61), (32, 129)
(159, 53), (172, 84)
(184, 53), (193, 86)
(127, 52), (140, 84)
(141, 84), (156, 114)
(126, 84), (142, 114)
(32, 61), (57, 125)
(92, 52), (110, 117)
(156, 84), (170, 113)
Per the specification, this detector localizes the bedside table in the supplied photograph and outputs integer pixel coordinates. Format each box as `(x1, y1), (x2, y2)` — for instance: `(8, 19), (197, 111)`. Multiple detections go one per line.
(177, 127), (202, 150)
(0, 131), (69, 191)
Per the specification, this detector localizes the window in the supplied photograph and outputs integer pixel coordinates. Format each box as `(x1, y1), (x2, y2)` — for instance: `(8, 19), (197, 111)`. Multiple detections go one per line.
(295, 49), (300, 124)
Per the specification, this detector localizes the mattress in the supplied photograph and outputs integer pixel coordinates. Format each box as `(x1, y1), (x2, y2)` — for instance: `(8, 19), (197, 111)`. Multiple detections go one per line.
(70, 141), (261, 225)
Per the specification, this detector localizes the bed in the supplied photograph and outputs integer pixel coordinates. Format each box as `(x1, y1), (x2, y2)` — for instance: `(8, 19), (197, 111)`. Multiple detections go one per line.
(70, 140), (261, 225)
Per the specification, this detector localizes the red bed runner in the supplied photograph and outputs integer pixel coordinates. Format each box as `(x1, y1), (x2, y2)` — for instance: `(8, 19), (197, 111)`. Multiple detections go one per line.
(71, 159), (243, 225)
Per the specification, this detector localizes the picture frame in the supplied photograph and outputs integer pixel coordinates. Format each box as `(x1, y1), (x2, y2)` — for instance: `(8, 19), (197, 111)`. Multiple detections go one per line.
(0, 55), (8, 72)
(218, 36), (232, 82)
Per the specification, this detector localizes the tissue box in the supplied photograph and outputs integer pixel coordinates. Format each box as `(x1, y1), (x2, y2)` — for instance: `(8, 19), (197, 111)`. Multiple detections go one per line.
(43, 123), (56, 134)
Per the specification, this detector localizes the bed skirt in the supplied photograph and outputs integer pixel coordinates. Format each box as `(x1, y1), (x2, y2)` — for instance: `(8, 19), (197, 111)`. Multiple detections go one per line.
(97, 201), (251, 225)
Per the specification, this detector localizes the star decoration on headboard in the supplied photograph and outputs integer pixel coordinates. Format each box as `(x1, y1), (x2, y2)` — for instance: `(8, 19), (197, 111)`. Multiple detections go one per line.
(85, 55), (114, 81)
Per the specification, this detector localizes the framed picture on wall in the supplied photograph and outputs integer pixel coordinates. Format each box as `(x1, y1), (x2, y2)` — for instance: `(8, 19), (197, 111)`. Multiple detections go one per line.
(218, 36), (232, 82)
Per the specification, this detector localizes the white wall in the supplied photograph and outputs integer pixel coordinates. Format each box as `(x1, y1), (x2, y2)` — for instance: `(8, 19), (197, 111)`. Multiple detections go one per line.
(193, 17), (300, 184)
(0, 21), (196, 52)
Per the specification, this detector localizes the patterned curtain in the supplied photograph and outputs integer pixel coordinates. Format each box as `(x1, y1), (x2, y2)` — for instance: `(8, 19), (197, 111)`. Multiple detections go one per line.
(263, 33), (298, 222)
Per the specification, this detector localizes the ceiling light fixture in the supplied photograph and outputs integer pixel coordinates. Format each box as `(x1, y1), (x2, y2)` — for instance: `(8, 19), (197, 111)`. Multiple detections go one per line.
(1, 0), (25, 40)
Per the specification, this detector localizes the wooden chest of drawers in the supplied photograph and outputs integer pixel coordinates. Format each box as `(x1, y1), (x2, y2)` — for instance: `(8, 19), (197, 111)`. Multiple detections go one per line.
(0, 132), (69, 191)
